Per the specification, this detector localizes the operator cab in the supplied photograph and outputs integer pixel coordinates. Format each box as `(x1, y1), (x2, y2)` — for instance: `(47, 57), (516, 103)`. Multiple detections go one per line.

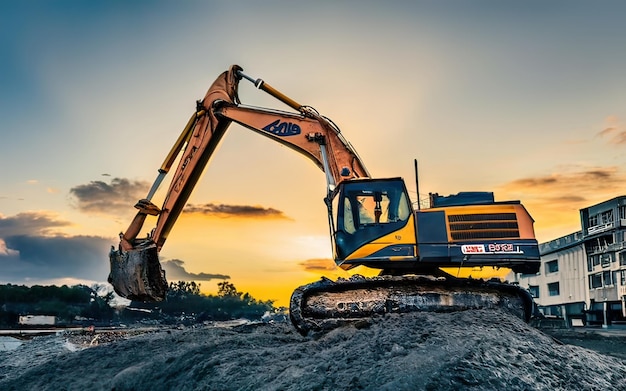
(330, 178), (413, 261)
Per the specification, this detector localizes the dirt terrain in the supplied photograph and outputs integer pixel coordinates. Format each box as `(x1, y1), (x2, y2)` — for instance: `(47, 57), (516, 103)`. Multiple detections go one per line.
(1, 309), (626, 391)
(542, 327), (626, 361)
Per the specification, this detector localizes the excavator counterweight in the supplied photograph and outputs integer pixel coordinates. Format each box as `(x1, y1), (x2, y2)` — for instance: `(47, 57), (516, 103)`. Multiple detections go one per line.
(108, 65), (540, 333)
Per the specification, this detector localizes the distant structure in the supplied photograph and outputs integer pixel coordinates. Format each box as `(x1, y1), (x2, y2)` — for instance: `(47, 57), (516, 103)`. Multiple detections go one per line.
(516, 195), (626, 327)
(18, 315), (56, 326)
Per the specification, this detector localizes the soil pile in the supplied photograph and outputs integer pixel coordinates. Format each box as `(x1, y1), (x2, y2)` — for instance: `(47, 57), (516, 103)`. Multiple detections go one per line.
(1, 309), (626, 390)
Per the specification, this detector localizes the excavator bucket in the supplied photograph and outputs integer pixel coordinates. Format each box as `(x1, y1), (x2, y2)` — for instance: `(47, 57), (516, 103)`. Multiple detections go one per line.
(108, 244), (168, 302)
(289, 275), (534, 335)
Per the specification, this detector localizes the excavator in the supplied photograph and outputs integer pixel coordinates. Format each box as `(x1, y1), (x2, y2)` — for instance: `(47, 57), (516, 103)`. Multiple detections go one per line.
(109, 65), (541, 334)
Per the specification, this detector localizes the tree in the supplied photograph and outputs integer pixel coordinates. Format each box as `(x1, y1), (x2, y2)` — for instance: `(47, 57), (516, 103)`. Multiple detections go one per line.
(168, 281), (201, 298)
(124, 280), (275, 323)
(217, 281), (238, 298)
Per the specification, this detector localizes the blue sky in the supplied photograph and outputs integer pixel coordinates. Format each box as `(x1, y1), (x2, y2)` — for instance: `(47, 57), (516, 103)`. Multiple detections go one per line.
(2, 1), (626, 305)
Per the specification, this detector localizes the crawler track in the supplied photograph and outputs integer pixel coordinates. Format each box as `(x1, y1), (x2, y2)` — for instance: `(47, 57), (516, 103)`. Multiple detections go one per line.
(290, 275), (534, 335)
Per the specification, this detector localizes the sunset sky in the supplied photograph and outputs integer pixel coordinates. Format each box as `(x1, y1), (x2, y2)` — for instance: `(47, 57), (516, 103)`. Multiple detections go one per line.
(2, 1), (626, 307)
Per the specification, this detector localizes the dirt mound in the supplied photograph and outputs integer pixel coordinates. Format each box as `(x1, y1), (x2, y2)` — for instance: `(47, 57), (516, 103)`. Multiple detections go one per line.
(1, 309), (626, 390)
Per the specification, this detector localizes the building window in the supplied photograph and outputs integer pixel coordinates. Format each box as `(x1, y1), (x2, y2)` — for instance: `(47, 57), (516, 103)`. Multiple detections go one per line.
(589, 214), (598, 227)
(541, 305), (562, 317)
(620, 270), (626, 286)
(620, 206), (626, 220)
(620, 252), (626, 266)
(528, 285), (540, 298)
(592, 255), (601, 267)
(603, 270), (614, 286)
(590, 273), (602, 289)
(547, 282), (560, 296)
(545, 260), (558, 273)
(601, 210), (614, 224)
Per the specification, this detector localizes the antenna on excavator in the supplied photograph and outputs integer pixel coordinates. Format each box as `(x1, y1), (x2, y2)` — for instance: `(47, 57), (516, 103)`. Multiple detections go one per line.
(414, 159), (421, 210)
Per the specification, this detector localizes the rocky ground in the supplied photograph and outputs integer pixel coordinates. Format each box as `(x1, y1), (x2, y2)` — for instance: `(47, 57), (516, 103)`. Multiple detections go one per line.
(1, 310), (626, 391)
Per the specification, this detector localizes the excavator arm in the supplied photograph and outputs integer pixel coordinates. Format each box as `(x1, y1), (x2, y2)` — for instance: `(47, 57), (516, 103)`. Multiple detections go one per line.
(109, 65), (370, 300)
(120, 65), (369, 252)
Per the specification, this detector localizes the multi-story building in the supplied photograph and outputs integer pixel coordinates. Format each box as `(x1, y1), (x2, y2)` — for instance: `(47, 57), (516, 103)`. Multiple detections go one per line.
(517, 195), (626, 327)
(580, 196), (626, 325)
(515, 232), (586, 324)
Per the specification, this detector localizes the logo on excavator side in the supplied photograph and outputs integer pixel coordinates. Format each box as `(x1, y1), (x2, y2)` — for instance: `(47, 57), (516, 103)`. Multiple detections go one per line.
(262, 119), (301, 136)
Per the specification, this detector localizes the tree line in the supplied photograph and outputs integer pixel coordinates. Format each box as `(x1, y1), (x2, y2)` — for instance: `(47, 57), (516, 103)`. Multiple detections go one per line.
(128, 280), (276, 324)
(0, 281), (276, 327)
(0, 284), (114, 326)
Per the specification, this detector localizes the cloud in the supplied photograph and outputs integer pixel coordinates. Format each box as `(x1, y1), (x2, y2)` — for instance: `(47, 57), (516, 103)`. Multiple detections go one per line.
(598, 127), (616, 138)
(183, 203), (290, 219)
(0, 211), (113, 283)
(0, 234), (112, 282)
(69, 177), (150, 215)
(161, 259), (230, 281)
(597, 116), (626, 145)
(544, 195), (586, 204)
(497, 166), (626, 239)
(298, 258), (339, 272)
(0, 239), (19, 256)
(0, 210), (227, 286)
(0, 211), (72, 237)
(500, 166), (624, 198)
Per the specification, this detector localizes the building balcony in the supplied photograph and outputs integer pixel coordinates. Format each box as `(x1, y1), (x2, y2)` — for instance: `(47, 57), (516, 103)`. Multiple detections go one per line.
(587, 222), (615, 236)
(587, 242), (626, 255)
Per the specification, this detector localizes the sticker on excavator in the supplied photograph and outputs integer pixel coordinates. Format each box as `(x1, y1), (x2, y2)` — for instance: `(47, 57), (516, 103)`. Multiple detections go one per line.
(108, 244), (168, 302)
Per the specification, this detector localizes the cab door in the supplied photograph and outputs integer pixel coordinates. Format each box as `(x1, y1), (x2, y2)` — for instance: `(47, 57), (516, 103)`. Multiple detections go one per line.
(331, 178), (417, 267)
